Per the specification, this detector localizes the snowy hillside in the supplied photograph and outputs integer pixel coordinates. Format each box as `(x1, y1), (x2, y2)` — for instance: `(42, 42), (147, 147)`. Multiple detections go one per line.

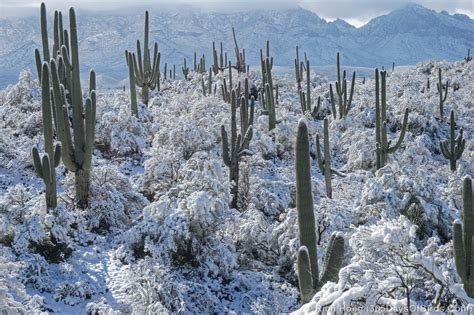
(0, 3), (473, 87)
(0, 54), (473, 312)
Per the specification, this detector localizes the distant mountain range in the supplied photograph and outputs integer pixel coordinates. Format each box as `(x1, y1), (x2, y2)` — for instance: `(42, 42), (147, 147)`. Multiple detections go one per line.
(0, 3), (472, 87)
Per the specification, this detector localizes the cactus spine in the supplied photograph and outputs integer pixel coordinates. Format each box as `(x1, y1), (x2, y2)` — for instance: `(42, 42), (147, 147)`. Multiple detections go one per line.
(51, 7), (96, 209)
(126, 11), (161, 105)
(453, 176), (474, 297)
(296, 120), (345, 304)
(32, 63), (61, 211)
(330, 52), (356, 119)
(436, 68), (449, 119)
(315, 119), (345, 199)
(221, 89), (254, 210)
(440, 110), (465, 171)
(374, 69), (409, 169)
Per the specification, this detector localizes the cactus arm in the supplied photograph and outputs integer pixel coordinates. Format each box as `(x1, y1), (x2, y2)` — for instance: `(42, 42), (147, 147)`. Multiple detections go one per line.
(127, 52), (138, 117)
(40, 3), (50, 62)
(83, 94), (95, 171)
(440, 140), (452, 158)
(221, 126), (231, 167)
(306, 60), (311, 109)
(387, 108), (409, 153)
(32, 147), (44, 179)
(297, 246), (315, 304)
(35, 49), (42, 79)
(312, 96), (321, 118)
(315, 134), (324, 172)
(54, 144), (61, 167)
(346, 72), (356, 115)
(329, 84), (336, 119)
(317, 233), (345, 290)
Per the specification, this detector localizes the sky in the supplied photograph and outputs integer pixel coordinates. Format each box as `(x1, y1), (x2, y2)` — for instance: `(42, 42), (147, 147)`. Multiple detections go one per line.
(0, 0), (472, 26)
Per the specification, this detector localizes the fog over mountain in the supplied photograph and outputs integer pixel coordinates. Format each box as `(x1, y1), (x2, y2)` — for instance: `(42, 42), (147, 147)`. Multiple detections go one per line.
(0, 3), (472, 87)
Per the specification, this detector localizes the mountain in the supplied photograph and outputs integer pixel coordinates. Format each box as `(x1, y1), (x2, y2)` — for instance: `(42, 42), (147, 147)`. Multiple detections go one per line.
(0, 4), (472, 87)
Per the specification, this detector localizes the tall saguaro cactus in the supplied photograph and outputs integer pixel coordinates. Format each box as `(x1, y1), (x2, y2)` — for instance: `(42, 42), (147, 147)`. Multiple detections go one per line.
(374, 69), (409, 169)
(221, 90), (254, 210)
(440, 110), (466, 172)
(330, 52), (356, 119)
(232, 28), (246, 73)
(299, 60), (320, 118)
(315, 119), (345, 198)
(49, 7), (97, 209)
(32, 63), (61, 211)
(295, 120), (345, 304)
(453, 176), (474, 297)
(125, 11), (161, 105)
(437, 68), (449, 119)
(262, 58), (277, 131)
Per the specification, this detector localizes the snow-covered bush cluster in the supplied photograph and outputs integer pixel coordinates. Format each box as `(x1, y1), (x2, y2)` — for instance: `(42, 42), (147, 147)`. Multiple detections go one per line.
(0, 59), (472, 313)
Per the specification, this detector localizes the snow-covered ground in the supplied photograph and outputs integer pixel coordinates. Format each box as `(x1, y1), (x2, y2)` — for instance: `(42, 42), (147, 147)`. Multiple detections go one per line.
(0, 59), (473, 314)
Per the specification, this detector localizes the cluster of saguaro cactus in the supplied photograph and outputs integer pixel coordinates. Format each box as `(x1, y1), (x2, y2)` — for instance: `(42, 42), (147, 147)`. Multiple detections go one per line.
(436, 68), (449, 119)
(212, 42), (227, 74)
(440, 110), (466, 171)
(232, 28), (246, 73)
(195, 53), (207, 74)
(221, 83), (254, 209)
(34, 4), (97, 209)
(315, 119), (345, 198)
(465, 49), (472, 62)
(374, 69), (409, 169)
(453, 176), (474, 298)
(295, 120), (345, 304)
(32, 63), (61, 211)
(125, 11), (161, 106)
(329, 52), (356, 119)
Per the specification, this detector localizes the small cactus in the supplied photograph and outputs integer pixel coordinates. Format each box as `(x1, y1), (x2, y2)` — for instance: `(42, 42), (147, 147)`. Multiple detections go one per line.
(453, 176), (474, 297)
(465, 48), (472, 62)
(315, 118), (345, 198)
(221, 88), (254, 209)
(374, 69), (409, 169)
(436, 68), (449, 119)
(329, 52), (356, 119)
(182, 58), (190, 80)
(295, 120), (345, 304)
(232, 28), (246, 73)
(440, 110), (466, 172)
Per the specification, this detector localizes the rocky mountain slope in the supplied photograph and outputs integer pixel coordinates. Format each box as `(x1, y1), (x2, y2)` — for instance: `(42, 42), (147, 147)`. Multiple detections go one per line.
(0, 4), (472, 87)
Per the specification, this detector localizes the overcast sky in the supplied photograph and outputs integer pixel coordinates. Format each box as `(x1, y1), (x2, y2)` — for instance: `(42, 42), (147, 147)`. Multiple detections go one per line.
(1, 0), (472, 26)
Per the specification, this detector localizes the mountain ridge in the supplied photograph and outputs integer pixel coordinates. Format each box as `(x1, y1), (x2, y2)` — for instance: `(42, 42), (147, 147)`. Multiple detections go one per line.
(0, 4), (472, 87)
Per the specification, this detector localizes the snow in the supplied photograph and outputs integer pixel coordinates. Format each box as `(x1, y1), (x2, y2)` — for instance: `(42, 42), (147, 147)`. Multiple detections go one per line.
(0, 57), (473, 313)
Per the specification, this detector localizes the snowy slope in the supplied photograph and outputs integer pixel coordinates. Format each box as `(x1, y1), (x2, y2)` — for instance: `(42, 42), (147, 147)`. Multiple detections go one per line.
(0, 55), (473, 313)
(0, 4), (472, 87)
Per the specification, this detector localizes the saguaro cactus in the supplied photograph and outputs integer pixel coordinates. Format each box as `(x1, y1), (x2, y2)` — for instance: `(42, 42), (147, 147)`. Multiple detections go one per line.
(212, 42), (226, 74)
(32, 63), (61, 211)
(453, 176), (474, 297)
(295, 120), (345, 304)
(315, 119), (345, 198)
(299, 60), (320, 118)
(437, 68), (449, 119)
(182, 58), (190, 80)
(330, 52), (356, 119)
(125, 51), (138, 117)
(465, 49), (472, 62)
(232, 28), (246, 73)
(221, 91), (254, 210)
(440, 110), (466, 172)
(262, 58), (277, 131)
(374, 69), (409, 169)
(125, 11), (161, 105)
(51, 7), (97, 209)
